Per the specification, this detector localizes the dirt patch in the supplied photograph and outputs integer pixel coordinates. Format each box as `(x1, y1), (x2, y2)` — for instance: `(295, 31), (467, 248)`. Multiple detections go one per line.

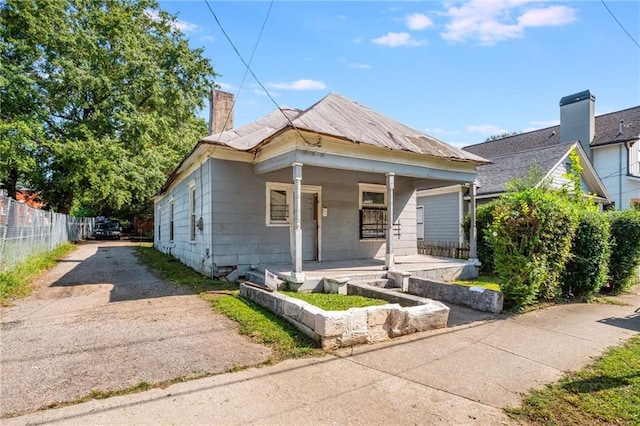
(0, 241), (272, 417)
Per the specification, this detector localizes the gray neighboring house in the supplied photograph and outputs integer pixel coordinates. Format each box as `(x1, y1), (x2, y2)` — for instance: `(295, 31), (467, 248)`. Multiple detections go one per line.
(417, 90), (639, 244)
(153, 91), (488, 282)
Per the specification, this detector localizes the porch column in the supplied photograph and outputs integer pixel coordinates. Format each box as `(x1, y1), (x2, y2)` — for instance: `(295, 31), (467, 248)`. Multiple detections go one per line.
(469, 181), (478, 262)
(291, 162), (305, 283)
(385, 172), (395, 270)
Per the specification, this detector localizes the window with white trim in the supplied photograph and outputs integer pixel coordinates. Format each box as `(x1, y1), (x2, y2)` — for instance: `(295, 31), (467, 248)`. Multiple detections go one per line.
(169, 199), (174, 241)
(189, 184), (196, 241)
(359, 183), (387, 239)
(266, 182), (291, 225)
(629, 141), (639, 177)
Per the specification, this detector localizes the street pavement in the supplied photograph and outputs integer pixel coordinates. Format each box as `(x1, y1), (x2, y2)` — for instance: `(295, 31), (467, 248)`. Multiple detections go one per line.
(4, 286), (639, 425)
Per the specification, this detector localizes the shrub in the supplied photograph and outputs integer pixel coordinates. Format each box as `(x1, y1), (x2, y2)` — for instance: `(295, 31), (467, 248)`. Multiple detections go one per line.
(607, 210), (640, 293)
(561, 211), (611, 300)
(463, 201), (498, 273)
(488, 188), (578, 307)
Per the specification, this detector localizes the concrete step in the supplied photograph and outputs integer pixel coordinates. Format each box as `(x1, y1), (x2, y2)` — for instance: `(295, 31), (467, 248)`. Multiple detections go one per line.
(349, 278), (398, 289)
(245, 270), (265, 286)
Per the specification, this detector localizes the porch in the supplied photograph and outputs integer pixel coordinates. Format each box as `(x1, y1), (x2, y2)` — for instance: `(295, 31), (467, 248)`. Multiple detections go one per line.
(258, 253), (478, 285)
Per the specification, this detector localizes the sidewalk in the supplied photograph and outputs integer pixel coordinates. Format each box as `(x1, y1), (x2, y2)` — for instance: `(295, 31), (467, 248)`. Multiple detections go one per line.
(5, 287), (639, 425)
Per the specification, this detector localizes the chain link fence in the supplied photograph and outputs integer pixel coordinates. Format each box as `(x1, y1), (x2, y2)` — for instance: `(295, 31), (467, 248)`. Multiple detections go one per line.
(0, 192), (95, 273)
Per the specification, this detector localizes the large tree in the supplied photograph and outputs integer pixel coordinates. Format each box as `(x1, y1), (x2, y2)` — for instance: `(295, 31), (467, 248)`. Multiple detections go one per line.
(0, 0), (216, 215)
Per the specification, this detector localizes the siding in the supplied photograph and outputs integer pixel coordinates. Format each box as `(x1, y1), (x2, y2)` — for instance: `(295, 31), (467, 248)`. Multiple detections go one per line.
(593, 145), (640, 210)
(418, 191), (461, 243)
(154, 159), (213, 276)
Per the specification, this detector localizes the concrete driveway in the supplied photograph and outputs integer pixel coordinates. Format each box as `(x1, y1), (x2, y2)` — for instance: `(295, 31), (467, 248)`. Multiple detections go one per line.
(0, 240), (272, 417)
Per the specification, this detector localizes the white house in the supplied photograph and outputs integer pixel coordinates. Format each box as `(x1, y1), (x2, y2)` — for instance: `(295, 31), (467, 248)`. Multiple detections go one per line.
(153, 91), (489, 282)
(417, 90), (638, 244)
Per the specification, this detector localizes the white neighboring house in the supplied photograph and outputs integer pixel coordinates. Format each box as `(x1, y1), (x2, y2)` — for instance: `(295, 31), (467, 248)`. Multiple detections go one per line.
(418, 90), (638, 244)
(153, 91), (489, 281)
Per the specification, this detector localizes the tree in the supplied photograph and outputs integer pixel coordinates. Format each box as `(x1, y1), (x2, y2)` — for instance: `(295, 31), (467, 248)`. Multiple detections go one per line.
(484, 131), (520, 142)
(0, 0), (216, 214)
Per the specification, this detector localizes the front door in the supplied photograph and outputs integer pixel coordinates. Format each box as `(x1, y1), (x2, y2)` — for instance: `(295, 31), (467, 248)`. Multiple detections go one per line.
(302, 192), (318, 261)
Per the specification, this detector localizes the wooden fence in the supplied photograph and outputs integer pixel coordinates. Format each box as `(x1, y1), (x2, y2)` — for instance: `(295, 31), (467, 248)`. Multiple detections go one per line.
(417, 240), (470, 260)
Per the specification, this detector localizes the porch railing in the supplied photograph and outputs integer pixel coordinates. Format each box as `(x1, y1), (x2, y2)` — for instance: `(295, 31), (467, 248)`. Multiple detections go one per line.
(417, 240), (469, 260)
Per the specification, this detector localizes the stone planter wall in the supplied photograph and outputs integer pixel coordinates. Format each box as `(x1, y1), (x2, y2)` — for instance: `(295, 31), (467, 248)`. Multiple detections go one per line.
(408, 277), (503, 313)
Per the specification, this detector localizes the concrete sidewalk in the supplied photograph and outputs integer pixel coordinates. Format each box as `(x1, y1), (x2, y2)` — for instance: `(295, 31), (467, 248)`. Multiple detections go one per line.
(5, 287), (639, 425)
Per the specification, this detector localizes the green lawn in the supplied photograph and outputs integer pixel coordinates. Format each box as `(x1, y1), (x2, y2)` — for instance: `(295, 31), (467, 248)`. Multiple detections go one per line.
(507, 335), (640, 425)
(453, 274), (502, 292)
(281, 291), (388, 311)
(134, 245), (321, 360)
(0, 243), (77, 304)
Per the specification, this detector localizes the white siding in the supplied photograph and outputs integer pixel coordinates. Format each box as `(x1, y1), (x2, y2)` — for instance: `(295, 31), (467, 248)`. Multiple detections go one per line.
(593, 144), (640, 210)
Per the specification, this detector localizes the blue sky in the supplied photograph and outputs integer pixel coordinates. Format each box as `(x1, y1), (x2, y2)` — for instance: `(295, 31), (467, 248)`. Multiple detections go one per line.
(158, 0), (640, 148)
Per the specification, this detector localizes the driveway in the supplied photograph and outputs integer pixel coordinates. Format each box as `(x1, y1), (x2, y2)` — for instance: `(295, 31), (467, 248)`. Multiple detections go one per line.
(0, 240), (272, 417)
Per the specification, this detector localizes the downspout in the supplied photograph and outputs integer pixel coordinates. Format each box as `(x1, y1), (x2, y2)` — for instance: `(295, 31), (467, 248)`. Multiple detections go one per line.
(619, 144), (623, 208)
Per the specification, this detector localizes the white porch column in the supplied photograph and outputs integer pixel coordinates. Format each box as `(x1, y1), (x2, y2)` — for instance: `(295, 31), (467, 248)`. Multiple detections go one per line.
(469, 181), (478, 262)
(291, 162), (305, 283)
(385, 172), (395, 270)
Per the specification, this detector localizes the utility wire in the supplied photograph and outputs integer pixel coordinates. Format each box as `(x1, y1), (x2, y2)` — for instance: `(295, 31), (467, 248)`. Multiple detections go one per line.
(203, 0), (314, 146)
(600, 0), (640, 48)
(217, 0), (274, 136)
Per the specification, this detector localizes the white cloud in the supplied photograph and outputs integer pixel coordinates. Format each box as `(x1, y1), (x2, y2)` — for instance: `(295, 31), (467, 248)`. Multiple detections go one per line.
(466, 124), (508, 134)
(216, 82), (235, 91)
(146, 10), (199, 33)
(337, 14), (347, 20)
(406, 13), (434, 31)
(440, 1), (577, 45)
(200, 35), (215, 43)
(372, 32), (426, 47)
(523, 119), (560, 132)
(268, 79), (327, 90)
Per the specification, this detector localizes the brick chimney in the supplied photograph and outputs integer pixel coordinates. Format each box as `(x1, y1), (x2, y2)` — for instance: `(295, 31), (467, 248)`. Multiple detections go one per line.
(209, 89), (234, 134)
(559, 90), (595, 159)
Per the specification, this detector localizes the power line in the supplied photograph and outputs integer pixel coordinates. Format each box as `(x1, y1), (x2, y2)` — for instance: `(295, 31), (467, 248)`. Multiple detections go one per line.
(218, 0), (273, 135)
(600, 0), (640, 49)
(202, 0), (315, 146)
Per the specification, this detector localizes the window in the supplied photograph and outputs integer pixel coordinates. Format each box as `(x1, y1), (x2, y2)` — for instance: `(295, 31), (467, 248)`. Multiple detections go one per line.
(629, 141), (640, 177)
(189, 184), (196, 241)
(631, 199), (640, 211)
(359, 183), (387, 239)
(157, 207), (161, 241)
(266, 182), (291, 225)
(169, 200), (174, 241)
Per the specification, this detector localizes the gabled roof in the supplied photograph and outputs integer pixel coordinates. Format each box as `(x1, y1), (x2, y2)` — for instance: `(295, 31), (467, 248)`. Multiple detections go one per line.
(464, 105), (640, 158)
(473, 142), (609, 201)
(202, 92), (488, 164)
(475, 144), (572, 196)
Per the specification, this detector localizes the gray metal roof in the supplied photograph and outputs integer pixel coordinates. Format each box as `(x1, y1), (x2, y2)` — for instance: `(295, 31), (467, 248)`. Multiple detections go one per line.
(202, 92), (488, 164)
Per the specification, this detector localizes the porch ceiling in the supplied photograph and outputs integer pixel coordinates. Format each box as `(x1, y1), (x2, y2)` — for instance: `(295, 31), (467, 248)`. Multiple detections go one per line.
(252, 149), (477, 183)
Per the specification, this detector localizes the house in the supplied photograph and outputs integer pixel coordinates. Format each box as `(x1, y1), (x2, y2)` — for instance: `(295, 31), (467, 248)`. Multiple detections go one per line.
(153, 91), (489, 282)
(417, 90), (639, 244)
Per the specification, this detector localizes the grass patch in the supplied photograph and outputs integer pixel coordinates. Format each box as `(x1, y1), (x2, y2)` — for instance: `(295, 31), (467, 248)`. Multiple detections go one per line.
(453, 274), (502, 292)
(282, 291), (387, 311)
(134, 245), (321, 360)
(506, 335), (640, 425)
(0, 243), (77, 304)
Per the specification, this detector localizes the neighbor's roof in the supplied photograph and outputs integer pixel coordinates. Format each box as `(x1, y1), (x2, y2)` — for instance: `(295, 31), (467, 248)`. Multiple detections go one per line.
(464, 105), (640, 158)
(474, 144), (573, 196)
(201, 92), (488, 164)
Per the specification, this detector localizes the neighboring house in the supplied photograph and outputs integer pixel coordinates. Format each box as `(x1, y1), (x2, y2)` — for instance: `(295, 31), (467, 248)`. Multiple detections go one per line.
(418, 90), (638, 243)
(153, 91), (488, 281)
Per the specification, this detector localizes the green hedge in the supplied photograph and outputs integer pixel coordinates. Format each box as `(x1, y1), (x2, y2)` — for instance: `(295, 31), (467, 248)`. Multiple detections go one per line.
(561, 211), (611, 300)
(607, 210), (640, 293)
(488, 188), (578, 307)
(463, 201), (498, 273)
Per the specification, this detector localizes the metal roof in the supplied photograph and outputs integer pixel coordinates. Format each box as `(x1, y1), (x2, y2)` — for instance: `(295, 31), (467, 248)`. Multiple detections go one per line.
(202, 92), (488, 164)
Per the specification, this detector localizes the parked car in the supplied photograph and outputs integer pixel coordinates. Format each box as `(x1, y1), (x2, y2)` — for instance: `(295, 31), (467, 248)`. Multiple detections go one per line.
(94, 220), (122, 240)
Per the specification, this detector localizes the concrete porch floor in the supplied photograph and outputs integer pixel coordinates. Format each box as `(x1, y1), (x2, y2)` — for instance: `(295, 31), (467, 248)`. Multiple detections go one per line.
(262, 254), (476, 282)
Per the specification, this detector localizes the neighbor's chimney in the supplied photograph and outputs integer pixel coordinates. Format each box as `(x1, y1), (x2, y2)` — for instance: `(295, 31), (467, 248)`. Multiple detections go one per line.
(559, 90), (595, 159)
(209, 89), (234, 134)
